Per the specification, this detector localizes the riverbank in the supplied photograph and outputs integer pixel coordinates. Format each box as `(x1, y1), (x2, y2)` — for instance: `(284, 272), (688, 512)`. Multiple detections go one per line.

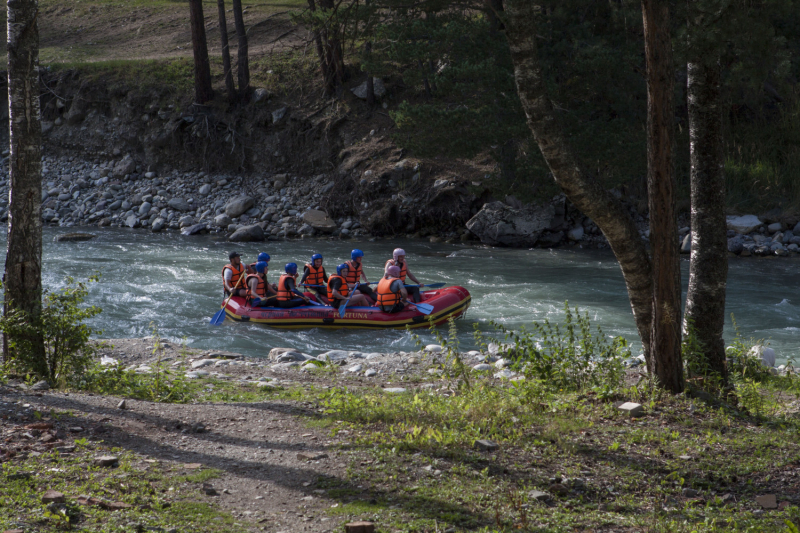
(2, 337), (799, 532)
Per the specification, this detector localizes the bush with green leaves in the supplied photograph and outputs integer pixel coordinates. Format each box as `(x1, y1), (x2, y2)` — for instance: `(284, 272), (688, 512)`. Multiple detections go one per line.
(476, 302), (629, 393)
(0, 275), (102, 386)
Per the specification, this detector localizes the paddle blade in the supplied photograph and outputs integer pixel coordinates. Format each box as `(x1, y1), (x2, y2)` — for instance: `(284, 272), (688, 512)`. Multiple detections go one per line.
(414, 302), (434, 315)
(209, 308), (227, 325)
(339, 304), (347, 318)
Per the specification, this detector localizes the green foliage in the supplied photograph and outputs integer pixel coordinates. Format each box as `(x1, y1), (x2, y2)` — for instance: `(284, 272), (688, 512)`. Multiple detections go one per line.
(0, 275), (103, 386)
(477, 302), (629, 393)
(409, 317), (470, 388)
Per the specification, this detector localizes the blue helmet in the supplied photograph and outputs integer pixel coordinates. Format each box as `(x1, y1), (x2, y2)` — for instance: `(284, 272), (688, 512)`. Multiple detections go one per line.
(351, 249), (364, 260)
(336, 263), (349, 276)
(258, 252), (270, 263)
(311, 253), (323, 262)
(285, 262), (298, 274)
(255, 261), (268, 273)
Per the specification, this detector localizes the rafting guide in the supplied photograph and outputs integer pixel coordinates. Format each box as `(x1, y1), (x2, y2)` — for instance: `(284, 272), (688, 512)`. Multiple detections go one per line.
(210, 248), (465, 327)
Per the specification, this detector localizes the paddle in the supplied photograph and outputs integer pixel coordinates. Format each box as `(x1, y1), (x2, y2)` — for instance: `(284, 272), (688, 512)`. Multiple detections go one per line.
(210, 271), (245, 325)
(405, 283), (446, 289)
(409, 301), (434, 315)
(339, 283), (360, 318)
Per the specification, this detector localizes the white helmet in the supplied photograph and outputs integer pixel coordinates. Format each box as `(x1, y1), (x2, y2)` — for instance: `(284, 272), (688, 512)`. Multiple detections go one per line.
(393, 248), (406, 260)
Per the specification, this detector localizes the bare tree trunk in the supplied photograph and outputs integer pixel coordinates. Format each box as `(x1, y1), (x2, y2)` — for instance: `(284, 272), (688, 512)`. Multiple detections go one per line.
(189, 0), (213, 103)
(217, 0), (237, 103)
(642, 0), (683, 393)
(307, 0), (336, 96)
(504, 0), (655, 369)
(4, 0), (45, 371)
(232, 0), (250, 101)
(685, 56), (728, 382)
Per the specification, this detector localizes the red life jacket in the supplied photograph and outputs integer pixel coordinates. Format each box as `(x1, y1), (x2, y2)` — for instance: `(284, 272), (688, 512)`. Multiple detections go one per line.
(327, 275), (350, 301)
(377, 277), (401, 307)
(345, 260), (363, 285)
(246, 274), (266, 301)
(305, 263), (325, 286)
(385, 259), (408, 282)
(222, 263), (245, 292)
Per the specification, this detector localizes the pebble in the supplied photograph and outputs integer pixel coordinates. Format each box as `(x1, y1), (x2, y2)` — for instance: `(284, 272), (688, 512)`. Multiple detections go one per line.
(364, 369), (378, 377)
(347, 364), (363, 373)
(473, 363), (493, 371)
(94, 455), (119, 467)
(424, 344), (443, 353)
(383, 387), (407, 393)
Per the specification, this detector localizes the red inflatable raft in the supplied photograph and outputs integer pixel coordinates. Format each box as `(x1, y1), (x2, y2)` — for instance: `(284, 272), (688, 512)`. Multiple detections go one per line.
(221, 286), (471, 329)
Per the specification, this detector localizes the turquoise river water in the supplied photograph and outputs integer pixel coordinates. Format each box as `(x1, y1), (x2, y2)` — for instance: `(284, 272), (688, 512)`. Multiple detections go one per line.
(2, 228), (797, 364)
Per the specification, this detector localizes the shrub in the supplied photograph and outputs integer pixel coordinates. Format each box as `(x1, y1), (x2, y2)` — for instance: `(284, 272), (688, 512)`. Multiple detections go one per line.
(476, 302), (629, 392)
(0, 275), (102, 386)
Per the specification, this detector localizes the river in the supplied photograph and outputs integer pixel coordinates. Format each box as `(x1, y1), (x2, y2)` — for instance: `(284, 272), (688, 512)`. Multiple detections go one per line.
(3, 228), (797, 365)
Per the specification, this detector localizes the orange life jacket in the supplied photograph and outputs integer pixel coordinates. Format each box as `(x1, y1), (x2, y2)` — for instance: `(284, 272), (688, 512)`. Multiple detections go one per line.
(222, 263), (245, 292)
(377, 277), (402, 308)
(277, 274), (296, 301)
(246, 274), (266, 301)
(305, 263), (325, 286)
(345, 260), (362, 285)
(385, 259), (408, 282)
(327, 275), (350, 301)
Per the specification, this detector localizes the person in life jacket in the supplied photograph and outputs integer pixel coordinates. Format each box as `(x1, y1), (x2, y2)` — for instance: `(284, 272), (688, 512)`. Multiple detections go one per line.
(301, 253), (330, 305)
(246, 252), (270, 275)
(277, 263), (313, 308)
(376, 265), (409, 313)
(246, 261), (277, 307)
(328, 264), (370, 310)
(384, 248), (423, 303)
(222, 251), (247, 298)
(345, 249), (376, 305)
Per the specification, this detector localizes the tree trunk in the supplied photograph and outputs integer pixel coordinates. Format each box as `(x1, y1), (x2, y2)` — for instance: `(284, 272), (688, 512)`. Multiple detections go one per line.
(685, 57), (728, 382)
(189, 0), (213, 103)
(504, 0), (655, 368)
(217, 0), (237, 103)
(642, 0), (683, 393)
(4, 0), (45, 371)
(232, 0), (250, 101)
(486, 0), (505, 34)
(307, 0), (336, 96)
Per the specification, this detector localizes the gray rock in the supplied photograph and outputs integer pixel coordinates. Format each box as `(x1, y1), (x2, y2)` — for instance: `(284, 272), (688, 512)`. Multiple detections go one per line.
(199, 184), (212, 195)
(567, 226), (584, 241)
(214, 213), (233, 227)
(320, 350), (349, 361)
(112, 156), (136, 179)
(224, 196), (255, 218)
(121, 200), (132, 211)
(727, 235), (744, 254)
(618, 402), (644, 417)
(138, 202), (152, 216)
(474, 439), (499, 452)
(272, 107), (288, 124)
(108, 200), (122, 211)
(364, 369), (378, 377)
(31, 380), (50, 391)
(125, 215), (138, 228)
(191, 359), (217, 369)
(794, 221), (800, 234)
(229, 224), (265, 242)
(302, 209), (337, 233)
(473, 363), (493, 371)
(726, 215), (762, 234)
(681, 233), (692, 254)
(347, 364), (363, 373)
(767, 222), (783, 233)
(182, 223), (207, 236)
(168, 198), (191, 212)
(178, 216), (195, 228)
(783, 230), (794, 244)
(252, 88), (270, 103)
(151, 218), (165, 232)
(383, 387), (407, 393)
(94, 455), (119, 467)
(117, 400), (127, 410)
(351, 78), (387, 100)
(276, 351), (306, 362)
(54, 233), (96, 242)
(790, 244), (800, 252)
(466, 201), (555, 247)
(529, 490), (551, 501)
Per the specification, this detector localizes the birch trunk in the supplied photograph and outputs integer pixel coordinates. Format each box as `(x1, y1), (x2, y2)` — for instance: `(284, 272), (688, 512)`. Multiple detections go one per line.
(685, 57), (728, 381)
(4, 0), (46, 370)
(504, 0), (655, 368)
(217, 0), (237, 103)
(642, 0), (683, 393)
(232, 0), (250, 101)
(189, 0), (213, 103)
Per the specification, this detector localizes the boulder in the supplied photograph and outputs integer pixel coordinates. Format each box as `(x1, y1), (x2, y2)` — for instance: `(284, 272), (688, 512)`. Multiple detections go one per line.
(727, 235), (744, 254)
(181, 223), (207, 236)
(224, 196), (255, 218)
(198, 184), (212, 195)
(302, 209), (337, 233)
(168, 198), (191, 212)
(54, 233), (96, 242)
(229, 224), (265, 242)
(214, 213), (233, 227)
(125, 215), (138, 228)
(112, 158), (136, 180)
(351, 78), (387, 100)
(726, 215), (762, 234)
(272, 107), (289, 124)
(767, 222), (783, 234)
(567, 226), (584, 242)
(252, 87), (271, 103)
(466, 201), (555, 247)
(151, 218), (165, 232)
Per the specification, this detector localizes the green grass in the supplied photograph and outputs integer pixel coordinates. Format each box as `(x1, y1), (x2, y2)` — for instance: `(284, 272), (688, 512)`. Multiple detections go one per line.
(0, 448), (239, 533)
